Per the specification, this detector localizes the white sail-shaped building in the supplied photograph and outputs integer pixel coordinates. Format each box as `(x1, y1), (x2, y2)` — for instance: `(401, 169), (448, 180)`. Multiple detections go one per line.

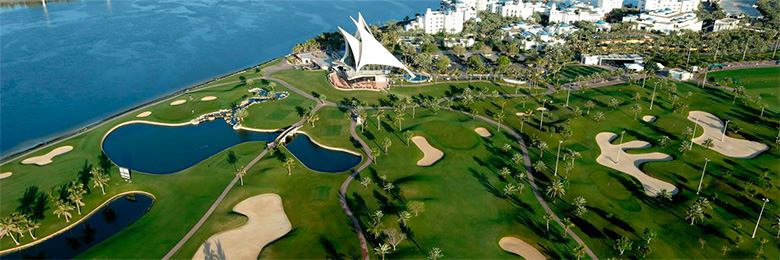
(329, 13), (413, 90)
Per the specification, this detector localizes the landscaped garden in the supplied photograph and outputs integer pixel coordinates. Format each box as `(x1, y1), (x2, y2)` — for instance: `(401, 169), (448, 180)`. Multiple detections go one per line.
(1, 63), (777, 259)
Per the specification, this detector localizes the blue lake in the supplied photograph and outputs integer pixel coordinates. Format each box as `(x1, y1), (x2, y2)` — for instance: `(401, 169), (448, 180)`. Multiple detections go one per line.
(102, 121), (361, 174)
(102, 121), (278, 174)
(0, 0), (437, 156)
(1, 193), (154, 259)
(285, 134), (362, 173)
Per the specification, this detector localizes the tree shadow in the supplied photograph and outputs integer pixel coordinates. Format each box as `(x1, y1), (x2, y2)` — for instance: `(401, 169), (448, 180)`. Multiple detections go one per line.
(319, 235), (346, 260)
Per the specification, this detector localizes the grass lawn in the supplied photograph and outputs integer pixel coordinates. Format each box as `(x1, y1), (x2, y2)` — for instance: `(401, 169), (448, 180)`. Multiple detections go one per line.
(466, 75), (779, 259)
(707, 67), (780, 112)
(1, 65), (777, 259)
(271, 69), (535, 107)
(350, 109), (582, 259)
(557, 65), (610, 84)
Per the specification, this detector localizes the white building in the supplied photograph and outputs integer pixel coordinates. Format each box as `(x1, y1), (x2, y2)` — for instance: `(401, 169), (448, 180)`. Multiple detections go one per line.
(445, 0), (498, 11)
(669, 69), (693, 80)
(622, 10), (703, 34)
(713, 18), (740, 32)
(502, 22), (579, 50)
(443, 37), (476, 48)
(492, 0), (550, 19)
(405, 8), (466, 34)
(549, 3), (604, 23)
(589, 0), (624, 12)
(637, 0), (698, 12)
(338, 13), (414, 78)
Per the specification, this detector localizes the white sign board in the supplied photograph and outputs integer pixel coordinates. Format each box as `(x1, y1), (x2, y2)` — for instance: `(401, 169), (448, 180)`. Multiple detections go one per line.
(119, 167), (131, 181)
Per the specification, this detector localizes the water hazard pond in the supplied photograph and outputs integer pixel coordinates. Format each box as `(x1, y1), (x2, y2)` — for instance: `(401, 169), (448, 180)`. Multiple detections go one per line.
(102, 121), (360, 174)
(2, 193), (154, 259)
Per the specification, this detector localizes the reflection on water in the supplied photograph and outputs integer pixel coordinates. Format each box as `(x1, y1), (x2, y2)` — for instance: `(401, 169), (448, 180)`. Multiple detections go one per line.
(2, 194), (154, 259)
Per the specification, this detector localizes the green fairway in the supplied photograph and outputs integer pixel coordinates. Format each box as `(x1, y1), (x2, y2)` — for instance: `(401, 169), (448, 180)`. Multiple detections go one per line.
(557, 65), (610, 84)
(1, 64), (777, 260)
(707, 67), (780, 112)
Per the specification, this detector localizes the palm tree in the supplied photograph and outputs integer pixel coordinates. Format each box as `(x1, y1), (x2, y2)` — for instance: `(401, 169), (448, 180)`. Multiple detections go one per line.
(614, 236), (633, 255)
(234, 108), (248, 124)
(283, 158), (295, 176)
(584, 100), (595, 114)
(703, 138), (715, 150)
(759, 103), (769, 117)
(543, 212), (554, 231)
(572, 245), (586, 260)
(630, 103), (643, 120)
(403, 131), (414, 146)
(67, 181), (86, 215)
(498, 167), (511, 178)
(594, 111), (605, 123)
(407, 201), (425, 216)
(511, 153), (523, 168)
(427, 247), (443, 260)
(658, 136), (670, 148)
(371, 147), (382, 165)
(535, 141), (548, 158)
(658, 189), (673, 202)
(398, 211), (412, 226)
(608, 98), (620, 110)
(545, 179), (565, 203)
(562, 217), (574, 237)
(236, 166), (246, 186)
(367, 221), (384, 239)
(374, 109), (385, 130)
(53, 200), (74, 223)
(23, 218), (39, 240)
(226, 150), (238, 171)
(91, 168), (109, 195)
(732, 86), (745, 103)
(374, 243), (391, 260)
(382, 138), (392, 154)
(394, 112), (405, 130)
(772, 214), (780, 238)
(685, 204), (705, 225)
(0, 216), (19, 245)
(307, 113), (320, 127)
(533, 160), (546, 172)
(494, 112), (506, 132)
(643, 228), (657, 244)
(679, 141), (692, 155)
(573, 196), (586, 208)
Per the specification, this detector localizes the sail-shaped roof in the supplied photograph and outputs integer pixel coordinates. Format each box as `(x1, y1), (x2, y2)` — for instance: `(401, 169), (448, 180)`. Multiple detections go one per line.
(339, 13), (414, 77)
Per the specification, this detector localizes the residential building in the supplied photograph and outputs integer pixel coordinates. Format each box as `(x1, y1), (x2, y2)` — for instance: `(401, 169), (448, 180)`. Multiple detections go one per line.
(713, 18), (740, 32)
(622, 9), (703, 34)
(548, 3), (604, 23)
(669, 69), (693, 80)
(637, 0), (698, 12)
(492, 0), (550, 19)
(502, 22), (579, 50)
(590, 0), (624, 12)
(405, 8), (465, 34)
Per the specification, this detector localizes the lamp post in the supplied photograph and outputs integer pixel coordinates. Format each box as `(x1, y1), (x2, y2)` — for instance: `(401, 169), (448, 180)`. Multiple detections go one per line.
(690, 119), (699, 150)
(696, 158), (709, 194)
(649, 82), (658, 110)
(721, 120), (730, 141)
(554, 140), (563, 176)
(616, 131), (625, 164)
(752, 198), (770, 238)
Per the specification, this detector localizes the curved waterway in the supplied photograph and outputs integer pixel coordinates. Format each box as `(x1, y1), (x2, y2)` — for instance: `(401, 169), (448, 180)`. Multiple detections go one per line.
(286, 134), (362, 173)
(102, 121), (361, 174)
(1, 193), (154, 259)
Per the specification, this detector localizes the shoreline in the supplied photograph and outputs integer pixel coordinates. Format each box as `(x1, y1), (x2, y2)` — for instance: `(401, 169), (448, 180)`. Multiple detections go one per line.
(0, 57), (281, 164)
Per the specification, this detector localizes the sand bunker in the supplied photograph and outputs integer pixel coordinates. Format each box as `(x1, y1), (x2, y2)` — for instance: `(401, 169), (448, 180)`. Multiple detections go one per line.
(21, 146), (74, 166)
(411, 136), (444, 166)
(688, 111), (768, 159)
(499, 237), (546, 260)
(0, 172), (12, 180)
(642, 115), (656, 122)
(536, 107), (549, 112)
(474, 127), (492, 137)
(201, 96), (217, 101)
(192, 194), (291, 260)
(170, 100), (187, 106)
(595, 133), (676, 196)
(136, 111), (152, 118)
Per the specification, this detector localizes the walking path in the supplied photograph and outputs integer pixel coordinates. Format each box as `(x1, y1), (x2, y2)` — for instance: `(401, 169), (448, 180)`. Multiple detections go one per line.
(165, 57), (778, 259)
(163, 103), (321, 259)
